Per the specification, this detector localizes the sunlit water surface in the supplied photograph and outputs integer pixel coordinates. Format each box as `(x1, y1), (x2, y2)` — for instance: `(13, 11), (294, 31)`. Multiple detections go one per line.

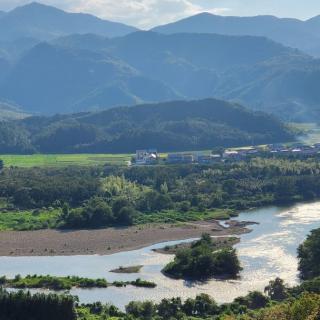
(2, 202), (320, 309)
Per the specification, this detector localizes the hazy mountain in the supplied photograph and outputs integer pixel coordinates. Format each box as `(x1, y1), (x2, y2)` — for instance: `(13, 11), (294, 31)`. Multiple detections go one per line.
(0, 57), (10, 82)
(0, 42), (179, 114)
(53, 31), (295, 103)
(1, 31), (320, 120)
(103, 31), (296, 99)
(0, 37), (40, 61)
(1, 98), (292, 154)
(210, 54), (320, 122)
(0, 2), (137, 41)
(109, 31), (292, 71)
(152, 13), (320, 56)
(0, 101), (29, 120)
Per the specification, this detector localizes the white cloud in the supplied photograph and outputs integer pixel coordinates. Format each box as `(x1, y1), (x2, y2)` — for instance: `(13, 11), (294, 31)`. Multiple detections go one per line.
(0, 0), (229, 28)
(72, 0), (229, 28)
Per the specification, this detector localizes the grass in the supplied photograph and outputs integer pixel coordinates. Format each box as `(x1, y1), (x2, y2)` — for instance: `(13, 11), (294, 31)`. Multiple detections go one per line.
(0, 208), (61, 231)
(0, 154), (132, 168)
(0, 207), (233, 232)
(134, 208), (234, 225)
(0, 275), (156, 290)
(154, 237), (240, 255)
(1, 275), (108, 290)
(110, 265), (143, 274)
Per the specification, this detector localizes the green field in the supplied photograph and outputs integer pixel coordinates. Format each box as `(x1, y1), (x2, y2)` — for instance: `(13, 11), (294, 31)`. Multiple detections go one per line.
(0, 154), (132, 168)
(0, 208), (61, 231)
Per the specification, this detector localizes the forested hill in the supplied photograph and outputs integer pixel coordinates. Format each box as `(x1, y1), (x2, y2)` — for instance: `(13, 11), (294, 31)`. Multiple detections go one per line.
(0, 98), (293, 154)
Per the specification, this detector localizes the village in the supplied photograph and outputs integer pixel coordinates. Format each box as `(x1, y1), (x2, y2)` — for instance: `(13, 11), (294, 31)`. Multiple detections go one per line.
(133, 142), (320, 165)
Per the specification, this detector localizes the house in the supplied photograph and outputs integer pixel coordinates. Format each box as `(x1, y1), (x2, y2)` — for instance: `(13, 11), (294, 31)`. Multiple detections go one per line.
(135, 149), (158, 165)
(300, 146), (318, 155)
(223, 150), (242, 161)
(197, 154), (222, 164)
(167, 153), (194, 164)
(291, 148), (303, 154)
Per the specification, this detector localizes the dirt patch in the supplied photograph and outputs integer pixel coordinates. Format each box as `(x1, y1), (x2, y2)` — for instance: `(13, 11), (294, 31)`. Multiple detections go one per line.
(0, 220), (250, 257)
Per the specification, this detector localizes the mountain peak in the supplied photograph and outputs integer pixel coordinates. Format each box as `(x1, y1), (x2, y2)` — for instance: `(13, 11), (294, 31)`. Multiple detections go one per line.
(0, 2), (137, 40)
(11, 1), (61, 14)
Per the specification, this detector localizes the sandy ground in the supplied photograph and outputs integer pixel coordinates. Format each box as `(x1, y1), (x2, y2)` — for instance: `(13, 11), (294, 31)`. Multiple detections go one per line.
(0, 220), (251, 257)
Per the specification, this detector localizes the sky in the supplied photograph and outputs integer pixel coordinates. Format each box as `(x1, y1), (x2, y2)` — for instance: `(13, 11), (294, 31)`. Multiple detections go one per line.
(0, 0), (320, 29)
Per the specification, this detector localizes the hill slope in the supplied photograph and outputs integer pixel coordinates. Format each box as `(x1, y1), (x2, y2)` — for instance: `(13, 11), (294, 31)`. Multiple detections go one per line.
(1, 98), (293, 154)
(0, 42), (179, 114)
(1, 31), (320, 121)
(152, 13), (320, 56)
(0, 31), (295, 115)
(0, 2), (137, 41)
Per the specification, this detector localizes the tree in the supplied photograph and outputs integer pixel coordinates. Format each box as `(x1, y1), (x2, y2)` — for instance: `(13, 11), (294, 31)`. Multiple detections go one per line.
(264, 278), (288, 301)
(298, 228), (320, 280)
(163, 234), (242, 280)
(274, 177), (297, 203)
(247, 291), (269, 309)
(112, 197), (130, 216)
(115, 206), (135, 226)
(158, 298), (182, 319)
(64, 198), (113, 229)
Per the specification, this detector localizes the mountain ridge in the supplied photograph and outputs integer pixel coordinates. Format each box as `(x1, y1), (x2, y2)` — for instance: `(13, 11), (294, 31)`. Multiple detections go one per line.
(0, 2), (138, 41)
(0, 98), (293, 154)
(152, 12), (320, 56)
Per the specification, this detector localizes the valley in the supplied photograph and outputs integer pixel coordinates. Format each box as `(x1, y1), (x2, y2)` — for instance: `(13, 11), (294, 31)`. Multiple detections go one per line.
(0, 2), (320, 320)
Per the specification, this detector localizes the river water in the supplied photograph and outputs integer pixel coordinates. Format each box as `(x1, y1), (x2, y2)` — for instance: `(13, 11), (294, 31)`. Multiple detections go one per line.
(2, 201), (320, 309)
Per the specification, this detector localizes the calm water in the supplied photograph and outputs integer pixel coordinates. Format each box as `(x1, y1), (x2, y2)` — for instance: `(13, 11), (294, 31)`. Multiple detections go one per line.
(3, 202), (320, 309)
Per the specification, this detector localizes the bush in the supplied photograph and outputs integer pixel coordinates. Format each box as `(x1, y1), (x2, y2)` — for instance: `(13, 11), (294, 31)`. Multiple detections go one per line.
(162, 234), (242, 280)
(298, 228), (320, 280)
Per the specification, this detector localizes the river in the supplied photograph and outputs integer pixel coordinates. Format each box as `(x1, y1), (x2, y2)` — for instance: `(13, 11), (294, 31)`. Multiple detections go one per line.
(2, 201), (320, 309)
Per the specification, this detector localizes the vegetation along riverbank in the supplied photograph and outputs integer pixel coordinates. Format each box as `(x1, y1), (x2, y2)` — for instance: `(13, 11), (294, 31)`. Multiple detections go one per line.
(1, 226), (320, 320)
(0, 156), (320, 256)
(0, 275), (156, 290)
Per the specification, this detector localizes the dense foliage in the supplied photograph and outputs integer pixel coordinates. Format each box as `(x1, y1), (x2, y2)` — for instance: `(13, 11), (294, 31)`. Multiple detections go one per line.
(298, 227), (320, 280)
(0, 274), (108, 290)
(0, 99), (292, 153)
(0, 274), (156, 290)
(163, 234), (242, 279)
(0, 289), (76, 320)
(1, 157), (320, 230)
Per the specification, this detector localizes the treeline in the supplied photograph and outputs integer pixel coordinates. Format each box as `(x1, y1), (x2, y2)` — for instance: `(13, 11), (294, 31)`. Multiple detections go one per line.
(0, 167), (100, 209)
(2, 158), (320, 230)
(0, 289), (76, 320)
(0, 99), (293, 154)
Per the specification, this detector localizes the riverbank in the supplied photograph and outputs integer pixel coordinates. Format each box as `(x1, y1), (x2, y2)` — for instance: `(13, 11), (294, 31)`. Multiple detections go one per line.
(0, 220), (250, 257)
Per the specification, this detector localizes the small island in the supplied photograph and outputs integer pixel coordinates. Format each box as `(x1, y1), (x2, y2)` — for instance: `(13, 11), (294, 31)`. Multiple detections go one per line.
(110, 265), (143, 274)
(162, 233), (242, 280)
(0, 274), (156, 290)
(154, 236), (239, 255)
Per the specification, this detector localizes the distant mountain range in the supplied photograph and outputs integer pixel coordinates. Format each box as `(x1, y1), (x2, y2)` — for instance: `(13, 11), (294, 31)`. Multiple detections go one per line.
(0, 2), (137, 41)
(0, 99), (293, 154)
(0, 3), (320, 122)
(0, 30), (319, 121)
(152, 13), (320, 57)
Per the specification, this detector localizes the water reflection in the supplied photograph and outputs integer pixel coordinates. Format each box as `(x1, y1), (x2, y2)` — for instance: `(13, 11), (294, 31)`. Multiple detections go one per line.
(2, 202), (320, 309)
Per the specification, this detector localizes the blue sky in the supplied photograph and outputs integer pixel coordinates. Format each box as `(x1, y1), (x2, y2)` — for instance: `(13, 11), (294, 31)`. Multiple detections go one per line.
(0, 0), (320, 28)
